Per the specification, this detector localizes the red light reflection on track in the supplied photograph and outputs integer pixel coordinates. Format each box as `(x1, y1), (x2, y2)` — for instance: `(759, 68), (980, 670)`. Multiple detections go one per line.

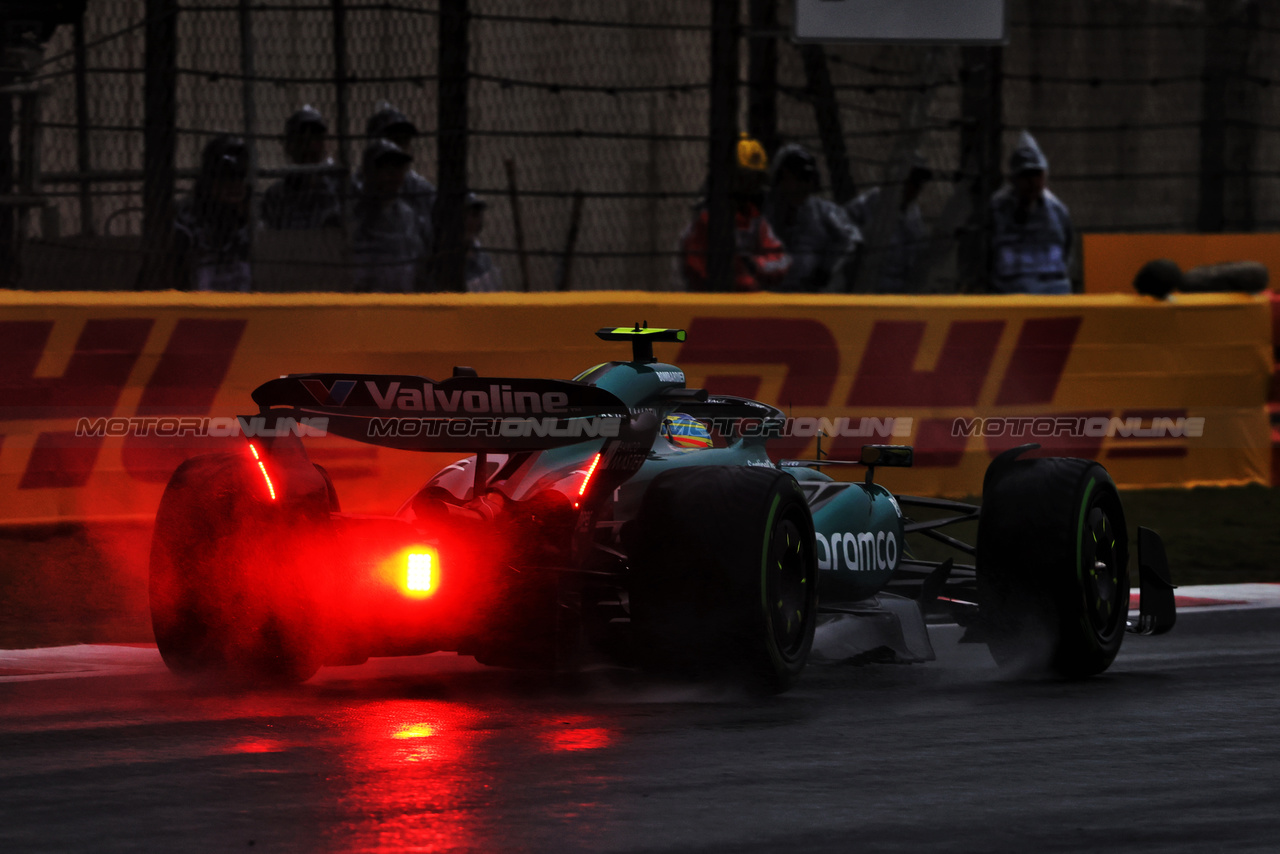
(226, 737), (284, 755)
(324, 700), (490, 852)
(540, 715), (613, 752)
(319, 700), (620, 851)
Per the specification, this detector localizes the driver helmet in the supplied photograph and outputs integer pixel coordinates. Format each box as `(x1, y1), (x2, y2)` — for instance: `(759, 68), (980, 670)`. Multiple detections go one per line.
(661, 413), (713, 450)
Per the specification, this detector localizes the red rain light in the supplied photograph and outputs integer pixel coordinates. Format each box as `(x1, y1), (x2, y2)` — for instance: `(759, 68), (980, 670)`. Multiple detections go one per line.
(578, 453), (602, 498)
(247, 443), (277, 501)
(405, 551), (435, 597)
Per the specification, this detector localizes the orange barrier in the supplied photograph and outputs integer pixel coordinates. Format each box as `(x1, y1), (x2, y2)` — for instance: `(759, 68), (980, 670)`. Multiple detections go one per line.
(0, 291), (1271, 523)
(1271, 293), (1280, 487)
(1083, 233), (1280, 294)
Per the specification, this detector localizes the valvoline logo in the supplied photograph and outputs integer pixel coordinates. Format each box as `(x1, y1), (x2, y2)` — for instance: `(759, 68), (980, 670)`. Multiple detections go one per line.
(300, 377), (573, 415)
(300, 379), (357, 406)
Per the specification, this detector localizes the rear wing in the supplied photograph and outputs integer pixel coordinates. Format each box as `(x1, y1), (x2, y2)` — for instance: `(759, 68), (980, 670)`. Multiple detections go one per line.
(249, 373), (628, 452)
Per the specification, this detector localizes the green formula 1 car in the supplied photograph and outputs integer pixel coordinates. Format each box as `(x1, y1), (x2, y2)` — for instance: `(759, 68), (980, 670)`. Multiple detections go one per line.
(149, 325), (1177, 691)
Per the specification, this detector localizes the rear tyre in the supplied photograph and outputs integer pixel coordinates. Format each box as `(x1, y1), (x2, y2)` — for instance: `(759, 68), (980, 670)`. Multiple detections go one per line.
(977, 454), (1130, 678)
(149, 453), (327, 685)
(630, 466), (818, 693)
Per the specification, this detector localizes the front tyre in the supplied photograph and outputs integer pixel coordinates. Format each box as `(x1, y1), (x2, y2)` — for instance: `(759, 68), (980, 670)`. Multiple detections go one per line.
(630, 466), (818, 693)
(978, 453), (1130, 678)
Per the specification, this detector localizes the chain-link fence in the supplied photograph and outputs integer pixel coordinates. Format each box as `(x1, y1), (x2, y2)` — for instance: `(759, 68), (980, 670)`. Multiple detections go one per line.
(5, 0), (1279, 292)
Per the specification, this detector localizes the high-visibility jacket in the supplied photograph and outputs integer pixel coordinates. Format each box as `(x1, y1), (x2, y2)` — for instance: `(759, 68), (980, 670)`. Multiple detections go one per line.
(679, 203), (791, 292)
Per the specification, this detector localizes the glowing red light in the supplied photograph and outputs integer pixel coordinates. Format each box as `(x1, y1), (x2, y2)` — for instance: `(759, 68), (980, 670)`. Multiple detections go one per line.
(578, 453), (602, 498)
(405, 551), (436, 597)
(247, 443), (277, 500)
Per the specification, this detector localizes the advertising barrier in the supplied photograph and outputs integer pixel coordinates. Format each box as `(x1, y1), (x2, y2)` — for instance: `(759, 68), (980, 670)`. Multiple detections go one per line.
(0, 291), (1272, 524)
(1272, 292), (1280, 486)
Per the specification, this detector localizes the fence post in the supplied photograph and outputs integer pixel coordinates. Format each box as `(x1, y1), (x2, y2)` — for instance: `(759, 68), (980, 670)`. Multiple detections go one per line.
(139, 0), (178, 289)
(747, 0), (778, 157)
(331, 0), (350, 171)
(957, 44), (1002, 293)
(503, 158), (530, 291)
(706, 0), (740, 293)
(800, 44), (854, 205)
(1231, 1), (1262, 232)
(239, 0), (259, 240)
(1199, 0), (1258, 233)
(1198, 2), (1230, 233)
(435, 0), (470, 292)
(73, 12), (92, 236)
(0, 73), (13, 286)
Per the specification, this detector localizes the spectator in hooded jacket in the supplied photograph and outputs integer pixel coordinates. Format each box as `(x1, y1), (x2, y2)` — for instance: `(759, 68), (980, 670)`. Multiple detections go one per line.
(349, 140), (430, 293)
(679, 133), (790, 292)
(463, 192), (502, 293)
(987, 131), (1074, 294)
(172, 135), (253, 291)
(361, 103), (436, 245)
(260, 105), (344, 231)
(763, 143), (862, 293)
(845, 155), (932, 293)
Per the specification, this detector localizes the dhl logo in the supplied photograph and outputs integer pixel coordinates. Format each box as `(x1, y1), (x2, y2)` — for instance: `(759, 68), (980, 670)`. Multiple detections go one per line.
(0, 312), (1247, 491)
(0, 318), (245, 489)
(675, 316), (1198, 466)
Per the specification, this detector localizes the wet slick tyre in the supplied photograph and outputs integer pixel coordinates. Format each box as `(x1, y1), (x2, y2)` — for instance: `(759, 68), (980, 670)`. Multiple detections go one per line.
(978, 454), (1130, 678)
(630, 466), (818, 693)
(149, 453), (325, 685)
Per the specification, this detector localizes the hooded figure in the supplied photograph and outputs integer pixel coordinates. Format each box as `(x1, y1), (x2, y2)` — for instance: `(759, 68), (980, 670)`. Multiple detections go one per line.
(261, 105), (345, 231)
(844, 152), (932, 293)
(349, 140), (430, 293)
(357, 102), (437, 243)
(172, 135), (253, 291)
(987, 131), (1073, 294)
(463, 192), (502, 292)
(763, 143), (862, 293)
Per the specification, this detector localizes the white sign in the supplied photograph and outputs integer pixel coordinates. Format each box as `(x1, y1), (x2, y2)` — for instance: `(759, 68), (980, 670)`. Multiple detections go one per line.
(795, 0), (1007, 44)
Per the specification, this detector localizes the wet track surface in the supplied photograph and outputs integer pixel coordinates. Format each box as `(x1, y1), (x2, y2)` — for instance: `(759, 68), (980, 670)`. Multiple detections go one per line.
(2, 609), (1279, 854)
